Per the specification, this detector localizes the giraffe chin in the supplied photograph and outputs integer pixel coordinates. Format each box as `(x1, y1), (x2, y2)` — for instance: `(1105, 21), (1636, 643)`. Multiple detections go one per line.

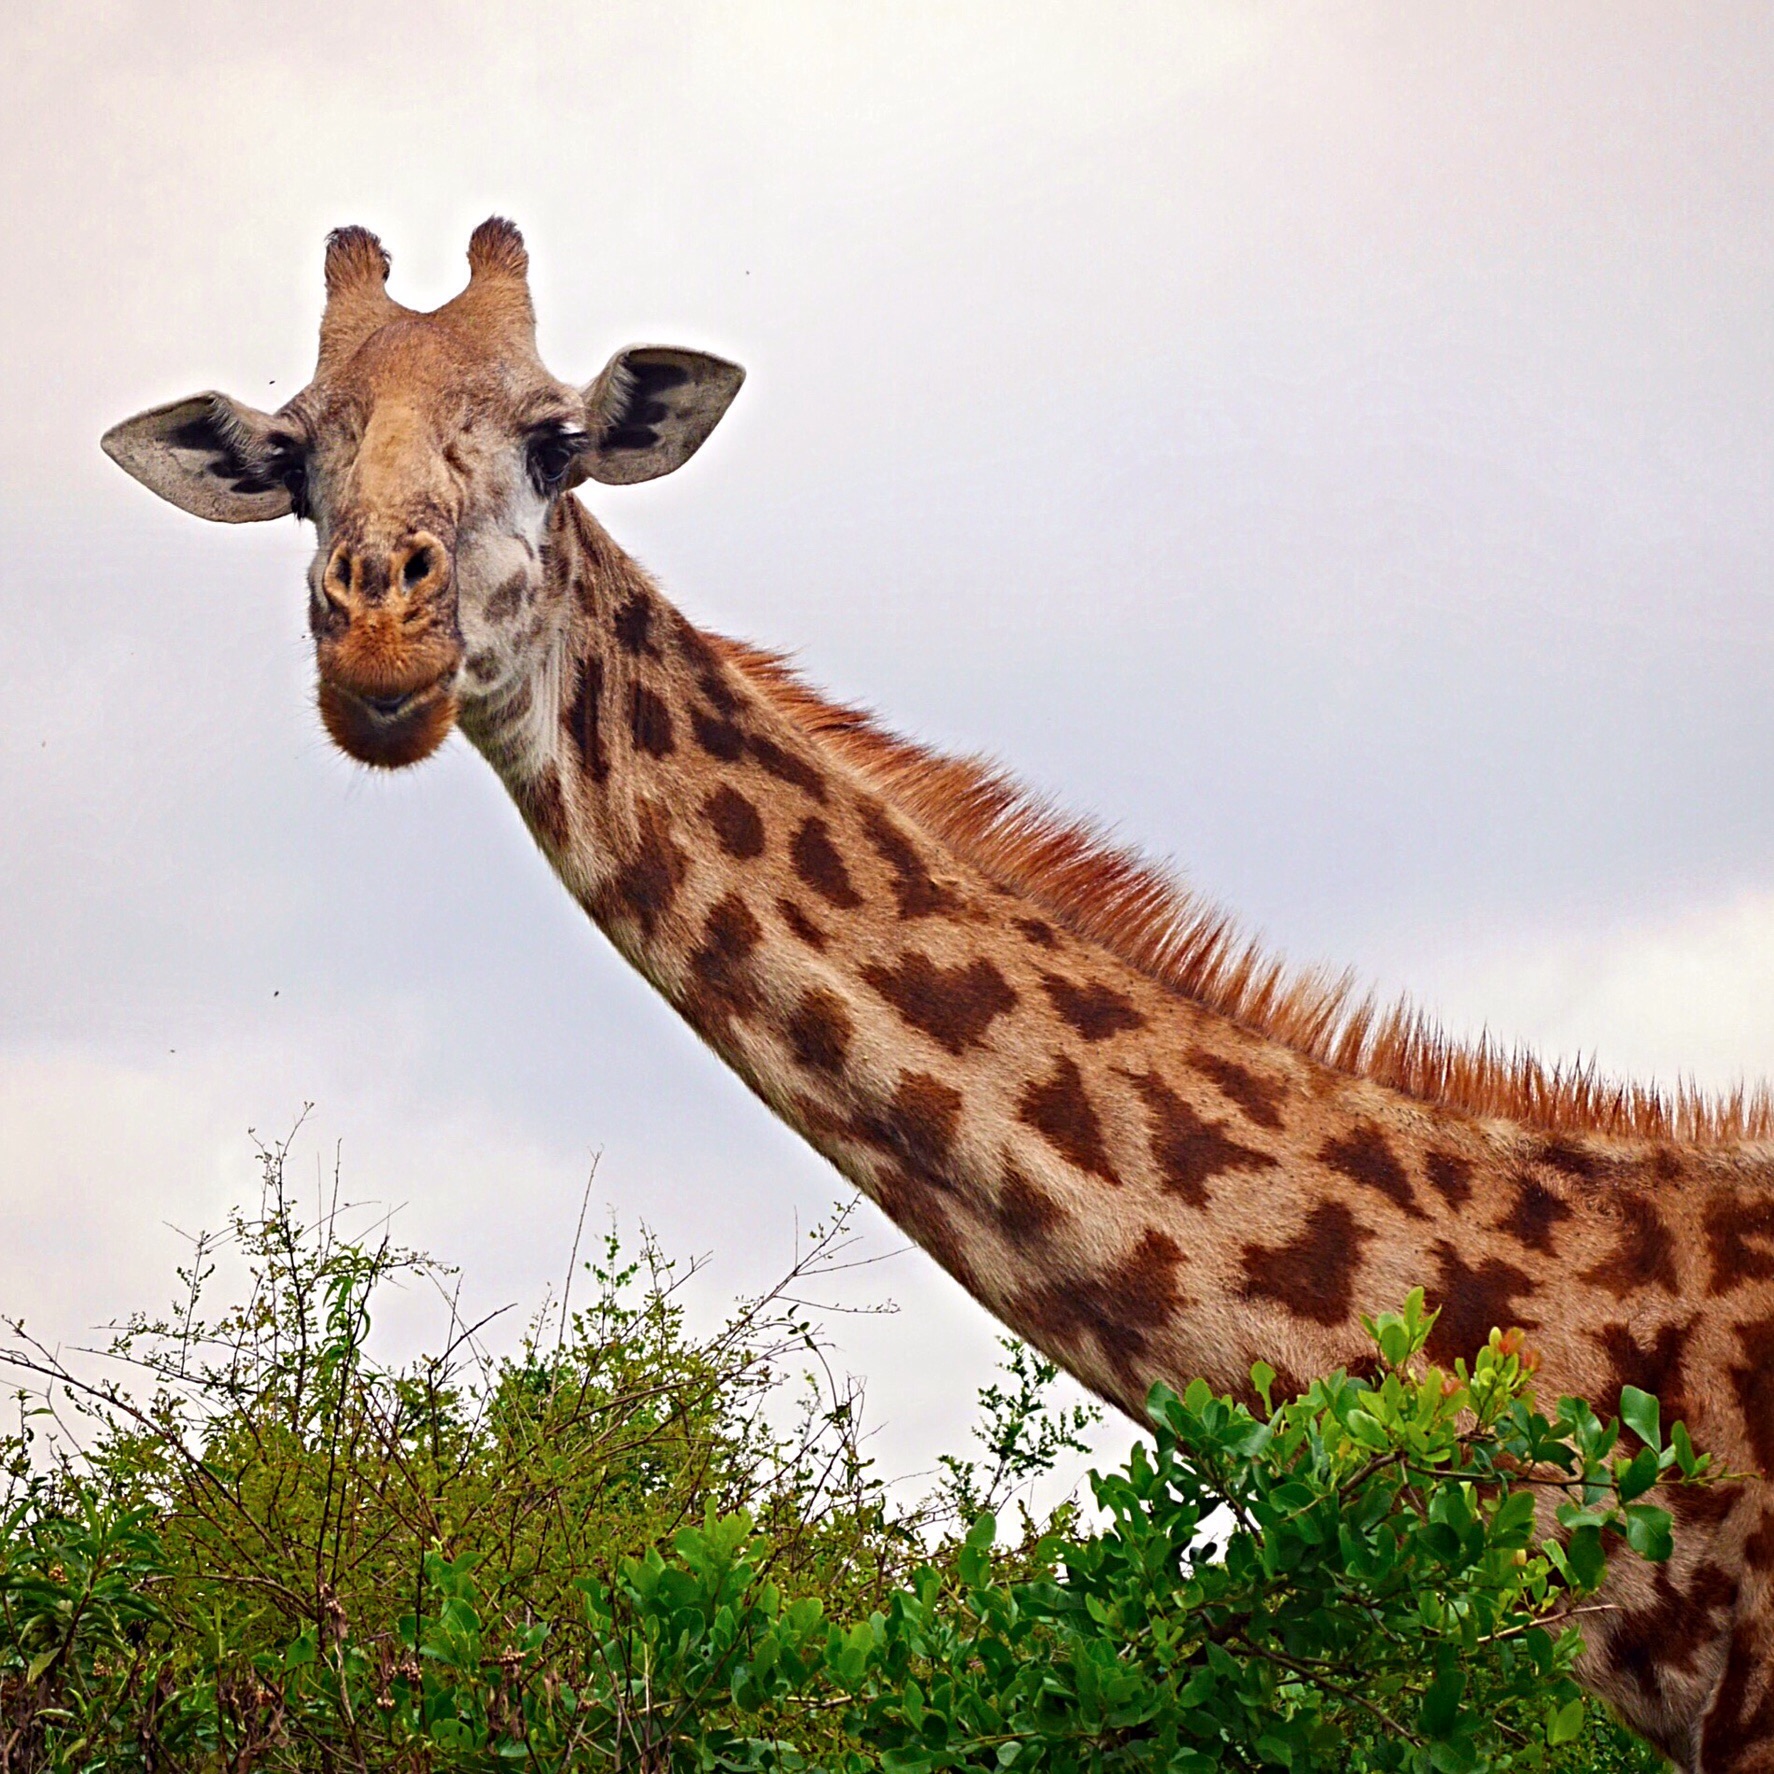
(317, 676), (459, 769)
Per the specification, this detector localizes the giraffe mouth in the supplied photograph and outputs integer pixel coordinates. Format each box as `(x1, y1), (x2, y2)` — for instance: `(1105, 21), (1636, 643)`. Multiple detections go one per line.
(317, 671), (461, 769)
(361, 689), (422, 720)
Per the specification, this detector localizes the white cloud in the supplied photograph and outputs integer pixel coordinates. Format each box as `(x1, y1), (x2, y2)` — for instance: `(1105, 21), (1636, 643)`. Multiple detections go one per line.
(1396, 890), (1774, 1099)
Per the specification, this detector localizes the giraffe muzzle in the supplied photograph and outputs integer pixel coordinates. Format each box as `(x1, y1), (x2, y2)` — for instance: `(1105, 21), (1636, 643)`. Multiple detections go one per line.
(310, 528), (465, 767)
(317, 669), (461, 769)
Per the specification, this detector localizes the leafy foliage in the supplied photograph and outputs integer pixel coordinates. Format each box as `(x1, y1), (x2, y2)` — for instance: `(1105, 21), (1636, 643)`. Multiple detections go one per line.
(0, 1130), (1696, 1771)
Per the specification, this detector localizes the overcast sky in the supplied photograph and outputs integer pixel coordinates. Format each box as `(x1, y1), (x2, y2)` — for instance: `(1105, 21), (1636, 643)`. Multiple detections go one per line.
(2, 2), (1770, 1490)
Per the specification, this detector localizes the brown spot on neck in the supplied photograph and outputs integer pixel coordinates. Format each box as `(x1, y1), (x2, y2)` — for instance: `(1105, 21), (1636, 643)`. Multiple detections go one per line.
(1666, 1480), (1745, 1537)
(629, 682), (676, 757)
(704, 785), (765, 860)
(777, 897), (830, 950)
(674, 617), (738, 707)
(612, 591), (656, 656)
(862, 806), (955, 919)
(515, 765), (568, 851)
(692, 705), (746, 761)
(1125, 1070), (1276, 1209)
(1423, 1149), (1473, 1208)
(791, 816), (863, 910)
(1729, 1316), (1774, 1475)
(749, 734), (826, 800)
(1423, 1242), (1539, 1367)
(598, 799), (685, 942)
(1040, 973), (1146, 1042)
(1319, 1126), (1423, 1219)
(1745, 1506), (1774, 1570)
(565, 653), (609, 782)
(862, 952), (1018, 1056)
(1185, 1049), (1288, 1131)
(1607, 1563), (1738, 1699)
(686, 894), (763, 1029)
(1705, 1190), (1774, 1295)
(853, 1071), (965, 1182)
(1241, 1200), (1372, 1326)
(1019, 1053), (1118, 1184)
(1701, 1621), (1774, 1767)
(1537, 1137), (1604, 1180)
(1581, 1194), (1679, 1297)
(1011, 1229), (1187, 1399)
(872, 1164), (978, 1295)
(786, 989), (853, 1075)
(1497, 1174), (1572, 1255)
(993, 1162), (1066, 1246)
(1593, 1318), (1694, 1434)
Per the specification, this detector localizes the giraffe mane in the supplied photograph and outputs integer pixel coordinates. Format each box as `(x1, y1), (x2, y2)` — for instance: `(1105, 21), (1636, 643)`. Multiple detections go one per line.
(718, 636), (1773, 1147)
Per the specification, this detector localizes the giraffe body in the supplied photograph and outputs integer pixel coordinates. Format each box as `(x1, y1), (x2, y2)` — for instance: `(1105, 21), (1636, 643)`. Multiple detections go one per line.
(103, 221), (1774, 1769)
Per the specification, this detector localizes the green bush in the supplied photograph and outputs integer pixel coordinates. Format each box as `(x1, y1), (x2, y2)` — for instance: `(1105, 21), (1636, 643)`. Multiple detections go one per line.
(0, 1126), (1697, 1771)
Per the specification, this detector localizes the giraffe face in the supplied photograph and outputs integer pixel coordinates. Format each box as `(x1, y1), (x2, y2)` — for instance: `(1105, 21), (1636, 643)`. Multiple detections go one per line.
(102, 220), (743, 769)
(289, 313), (584, 768)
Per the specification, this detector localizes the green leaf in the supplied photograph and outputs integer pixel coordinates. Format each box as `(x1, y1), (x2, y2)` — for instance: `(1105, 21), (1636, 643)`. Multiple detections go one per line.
(1489, 1488), (1538, 1543)
(958, 1513), (997, 1587)
(1671, 1421), (1699, 1478)
(1179, 1667), (1216, 1708)
(1624, 1504), (1675, 1563)
(1345, 1409), (1391, 1450)
(1564, 1524), (1607, 1590)
(1548, 1697), (1587, 1745)
(1619, 1386), (1661, 1452)
(1616, 1446), (1662, 1503)
(1420, 1664), (1466, 1738)
(1429, 1739), (1477, 1774)
(1250, 1360), (1276, 1413)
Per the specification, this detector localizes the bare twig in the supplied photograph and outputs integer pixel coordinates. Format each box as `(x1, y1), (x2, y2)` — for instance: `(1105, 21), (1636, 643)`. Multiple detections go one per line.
(557, 1150), (602, 1356)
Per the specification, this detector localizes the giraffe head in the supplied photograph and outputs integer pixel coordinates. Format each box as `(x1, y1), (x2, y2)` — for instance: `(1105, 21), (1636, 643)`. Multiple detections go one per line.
(102, 219), (743, 767)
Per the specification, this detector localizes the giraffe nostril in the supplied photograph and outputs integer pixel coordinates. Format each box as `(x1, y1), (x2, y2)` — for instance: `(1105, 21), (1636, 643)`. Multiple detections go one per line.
(404, 546), (435, 588)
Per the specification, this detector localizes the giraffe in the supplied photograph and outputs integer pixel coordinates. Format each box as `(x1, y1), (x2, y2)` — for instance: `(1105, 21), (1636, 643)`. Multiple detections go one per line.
(101, 219), (1774, 1768)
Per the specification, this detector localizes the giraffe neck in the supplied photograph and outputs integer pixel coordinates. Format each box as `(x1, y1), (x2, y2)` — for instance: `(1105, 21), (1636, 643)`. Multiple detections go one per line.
(455, 497), (1774, 1758)
(458, 499), (1753, 1436)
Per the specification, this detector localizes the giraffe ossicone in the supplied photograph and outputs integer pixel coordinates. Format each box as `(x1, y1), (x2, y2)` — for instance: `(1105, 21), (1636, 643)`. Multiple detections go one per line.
(104, 219), (1774, 1770)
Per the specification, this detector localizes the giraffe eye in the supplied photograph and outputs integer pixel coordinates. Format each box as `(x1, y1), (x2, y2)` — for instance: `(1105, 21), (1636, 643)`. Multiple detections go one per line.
(281, 463), (309, 520)
(527, 431), (584, 494)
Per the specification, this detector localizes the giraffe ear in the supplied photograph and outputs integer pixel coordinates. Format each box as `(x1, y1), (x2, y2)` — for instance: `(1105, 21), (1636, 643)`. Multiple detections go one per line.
(102, 393), (300, 523)
(579, 347), (744, 486)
